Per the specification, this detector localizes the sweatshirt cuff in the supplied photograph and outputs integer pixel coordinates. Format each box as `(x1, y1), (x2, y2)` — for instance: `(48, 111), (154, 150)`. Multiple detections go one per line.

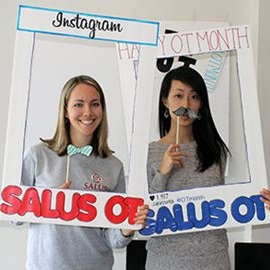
(150, 170), (169, 192)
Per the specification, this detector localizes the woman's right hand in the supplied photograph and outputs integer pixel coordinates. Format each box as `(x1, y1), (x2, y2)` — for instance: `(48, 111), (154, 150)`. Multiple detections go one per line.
(158, 144), (188, 175)
(59, 180), (72, 189)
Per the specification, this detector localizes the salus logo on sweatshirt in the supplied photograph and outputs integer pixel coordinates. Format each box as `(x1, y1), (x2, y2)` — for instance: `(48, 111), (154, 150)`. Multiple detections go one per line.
(84, 173), (108, 191)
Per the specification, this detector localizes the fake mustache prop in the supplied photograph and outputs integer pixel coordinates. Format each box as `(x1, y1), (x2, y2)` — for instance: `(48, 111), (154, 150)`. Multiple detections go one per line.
(173, 107), (201, 120)
(173, 107), (201, 144)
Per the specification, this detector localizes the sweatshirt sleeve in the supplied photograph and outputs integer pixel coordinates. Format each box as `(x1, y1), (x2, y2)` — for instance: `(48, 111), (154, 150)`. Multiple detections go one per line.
(21, 146), (36, 186)
(100, 228), (133, 249)
(147, 163), (170, 193)
(99, 159), (132, 249)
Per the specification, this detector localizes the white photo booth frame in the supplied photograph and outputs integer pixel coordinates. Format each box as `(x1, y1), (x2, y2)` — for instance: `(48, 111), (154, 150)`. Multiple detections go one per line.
(0, 5), (159, 230)
(0, 5), (269, 236)
(132, 25), (270, 237)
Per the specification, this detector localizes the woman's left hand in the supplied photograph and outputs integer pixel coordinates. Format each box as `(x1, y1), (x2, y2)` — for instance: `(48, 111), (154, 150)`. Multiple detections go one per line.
(120, 204), (149, 237)
(260, 188), (270, 211)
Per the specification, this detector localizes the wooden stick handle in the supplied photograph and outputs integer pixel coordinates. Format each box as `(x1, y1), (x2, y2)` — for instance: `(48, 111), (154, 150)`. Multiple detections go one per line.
(176, 116), (179, 145)
(65, 155), (70, 183)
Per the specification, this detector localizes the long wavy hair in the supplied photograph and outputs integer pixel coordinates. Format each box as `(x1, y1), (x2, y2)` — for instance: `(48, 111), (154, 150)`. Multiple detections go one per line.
(41, 75), (113, 158)
(159, 66), (230, 172)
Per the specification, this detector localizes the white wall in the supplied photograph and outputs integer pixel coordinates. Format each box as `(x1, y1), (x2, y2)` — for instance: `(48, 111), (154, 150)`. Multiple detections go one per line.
(1, 0), (269, 269)
(0, 1), (25, 267)
(252, 0), (270, 244)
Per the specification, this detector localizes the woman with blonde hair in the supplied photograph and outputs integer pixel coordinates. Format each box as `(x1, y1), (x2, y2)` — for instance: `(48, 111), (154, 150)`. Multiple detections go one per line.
(21, 75), (148, 270)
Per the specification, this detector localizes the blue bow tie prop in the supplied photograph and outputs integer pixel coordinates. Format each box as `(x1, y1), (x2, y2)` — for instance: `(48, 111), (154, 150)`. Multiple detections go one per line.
(67, 144), (92, 156)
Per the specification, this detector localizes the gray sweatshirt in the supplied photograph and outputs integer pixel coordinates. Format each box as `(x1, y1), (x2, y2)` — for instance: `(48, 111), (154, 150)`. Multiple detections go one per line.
(145, 141), (230, 270)
(21, 143), (132, 270)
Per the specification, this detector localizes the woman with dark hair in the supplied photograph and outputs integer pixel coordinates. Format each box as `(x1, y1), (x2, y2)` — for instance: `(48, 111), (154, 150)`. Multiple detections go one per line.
(146, 66), (231, 270)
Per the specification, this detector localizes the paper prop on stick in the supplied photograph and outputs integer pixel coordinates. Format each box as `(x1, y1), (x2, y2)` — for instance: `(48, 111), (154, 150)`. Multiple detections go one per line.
(66, 144), (93, 183)
(173, 107), (201, 144)
(173, 107), (201, 120)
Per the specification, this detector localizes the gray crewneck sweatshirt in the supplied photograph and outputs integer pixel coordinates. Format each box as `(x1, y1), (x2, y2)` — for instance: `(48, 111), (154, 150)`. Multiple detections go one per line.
(145, 141), (230, 270)
(21, 143), (132, 270)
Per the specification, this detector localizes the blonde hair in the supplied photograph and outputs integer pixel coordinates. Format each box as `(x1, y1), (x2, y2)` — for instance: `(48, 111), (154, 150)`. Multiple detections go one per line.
(41, 75), (113, 157)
